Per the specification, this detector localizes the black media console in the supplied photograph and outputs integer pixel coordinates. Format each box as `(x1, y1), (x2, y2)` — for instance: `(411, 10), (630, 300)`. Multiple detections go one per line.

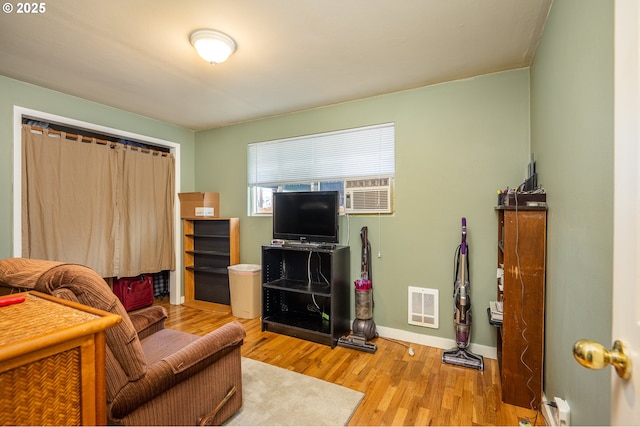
(261, 244), (350, 347)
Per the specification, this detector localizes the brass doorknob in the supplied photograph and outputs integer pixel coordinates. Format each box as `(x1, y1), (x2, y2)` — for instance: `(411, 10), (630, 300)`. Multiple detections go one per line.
(573, 339), (631, 380)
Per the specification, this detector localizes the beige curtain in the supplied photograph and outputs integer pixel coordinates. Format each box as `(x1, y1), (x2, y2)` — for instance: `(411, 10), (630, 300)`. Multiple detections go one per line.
(118, 146), (175, 277)
(22, 125), (175, 277)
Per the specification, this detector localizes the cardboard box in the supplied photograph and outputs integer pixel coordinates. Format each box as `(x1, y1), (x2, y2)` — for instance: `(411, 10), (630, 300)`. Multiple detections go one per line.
(178, 192), (219, 218)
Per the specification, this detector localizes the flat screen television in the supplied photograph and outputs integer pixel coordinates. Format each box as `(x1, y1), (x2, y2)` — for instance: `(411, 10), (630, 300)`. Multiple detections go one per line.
(272, 191), (339, 244)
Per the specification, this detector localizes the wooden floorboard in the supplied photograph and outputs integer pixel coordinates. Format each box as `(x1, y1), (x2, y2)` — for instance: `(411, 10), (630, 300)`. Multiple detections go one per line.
(156, 298), (546, 426)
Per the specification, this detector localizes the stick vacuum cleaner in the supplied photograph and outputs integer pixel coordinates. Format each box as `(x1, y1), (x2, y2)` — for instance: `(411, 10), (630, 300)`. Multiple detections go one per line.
(337, 226), (378, 353)
(442, 217), (484, 370)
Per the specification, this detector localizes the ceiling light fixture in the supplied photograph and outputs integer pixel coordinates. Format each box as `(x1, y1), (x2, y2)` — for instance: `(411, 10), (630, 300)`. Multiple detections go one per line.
(190, 29), (237, 65)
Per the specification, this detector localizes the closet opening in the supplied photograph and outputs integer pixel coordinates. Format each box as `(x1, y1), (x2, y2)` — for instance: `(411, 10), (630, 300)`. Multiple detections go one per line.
(13, 106), (183, 305)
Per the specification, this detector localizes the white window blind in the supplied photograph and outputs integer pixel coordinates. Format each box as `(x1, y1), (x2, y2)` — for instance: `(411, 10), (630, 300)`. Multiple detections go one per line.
(248, 123), (395, 185)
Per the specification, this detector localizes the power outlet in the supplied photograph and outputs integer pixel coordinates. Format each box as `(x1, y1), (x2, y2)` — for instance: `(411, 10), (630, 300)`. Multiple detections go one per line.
(554, 397), (570, 426)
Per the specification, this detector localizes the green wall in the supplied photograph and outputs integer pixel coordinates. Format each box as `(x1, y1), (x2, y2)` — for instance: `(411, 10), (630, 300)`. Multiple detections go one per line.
(530, 1), (614, 425)
(0, 75), (196, 259)
(195, 69), (531, 347)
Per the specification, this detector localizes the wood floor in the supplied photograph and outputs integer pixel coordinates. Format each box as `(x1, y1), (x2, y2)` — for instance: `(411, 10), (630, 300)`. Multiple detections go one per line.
(157, 298), (546, 426)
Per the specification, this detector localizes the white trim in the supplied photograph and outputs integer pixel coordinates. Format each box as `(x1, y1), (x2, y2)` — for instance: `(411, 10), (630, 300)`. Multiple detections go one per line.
(375, 324), (498, 360)
(12, 106), (184, 305)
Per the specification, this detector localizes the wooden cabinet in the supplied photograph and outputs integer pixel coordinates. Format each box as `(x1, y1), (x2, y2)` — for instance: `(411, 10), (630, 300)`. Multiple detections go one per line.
(495, 207), (546, 409)
(183, 218), (239, 311)
(261, 244), (350, 347)
(0, 292), (121, 426)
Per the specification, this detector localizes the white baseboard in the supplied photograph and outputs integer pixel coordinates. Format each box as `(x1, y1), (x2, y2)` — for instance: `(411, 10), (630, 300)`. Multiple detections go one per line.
(374, 324), (498, 360)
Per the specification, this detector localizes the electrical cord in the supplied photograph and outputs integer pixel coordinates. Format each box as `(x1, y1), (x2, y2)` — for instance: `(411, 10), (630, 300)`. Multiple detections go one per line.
(452, 244), (460, 292)
(377, 207), (382, 258)
(307, 250), (319, 311)
(307, 250), (312, 286)
(307, 250), (329, 318)
(522, 399), (555, 426)
(316, 252), (329, 285)
(378, 336), (415, 356)
(345, 213), (351, 246)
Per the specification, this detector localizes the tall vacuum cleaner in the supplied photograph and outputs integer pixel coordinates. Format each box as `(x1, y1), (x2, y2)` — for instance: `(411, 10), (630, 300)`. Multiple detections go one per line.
(337, 226), (378, 353)
(442, 217), (484, 370)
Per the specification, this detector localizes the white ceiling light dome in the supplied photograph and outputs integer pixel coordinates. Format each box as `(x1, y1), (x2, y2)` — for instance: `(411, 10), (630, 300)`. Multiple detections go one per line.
(190, 29), (237, 65)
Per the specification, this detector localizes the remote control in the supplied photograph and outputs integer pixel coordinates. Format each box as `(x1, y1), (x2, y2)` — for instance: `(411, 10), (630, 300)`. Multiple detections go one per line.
(0, 295), (26, 307)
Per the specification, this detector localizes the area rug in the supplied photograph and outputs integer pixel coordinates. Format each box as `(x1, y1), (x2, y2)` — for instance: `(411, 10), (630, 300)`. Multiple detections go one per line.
(224, 358), (364, 426)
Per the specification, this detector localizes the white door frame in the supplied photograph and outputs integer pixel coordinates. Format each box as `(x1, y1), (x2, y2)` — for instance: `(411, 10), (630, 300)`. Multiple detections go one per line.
(12, 106), (184, 305)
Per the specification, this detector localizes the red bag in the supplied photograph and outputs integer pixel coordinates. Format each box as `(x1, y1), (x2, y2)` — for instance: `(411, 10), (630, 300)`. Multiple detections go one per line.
(113, 274), (154, 311)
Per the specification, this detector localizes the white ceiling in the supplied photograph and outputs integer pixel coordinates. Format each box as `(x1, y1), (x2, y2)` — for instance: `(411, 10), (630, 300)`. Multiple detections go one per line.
(0, 0), (552, 131)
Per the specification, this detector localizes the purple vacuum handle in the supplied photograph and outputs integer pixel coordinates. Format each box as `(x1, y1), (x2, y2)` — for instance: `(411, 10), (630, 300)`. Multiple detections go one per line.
(461, 217), (467, 254)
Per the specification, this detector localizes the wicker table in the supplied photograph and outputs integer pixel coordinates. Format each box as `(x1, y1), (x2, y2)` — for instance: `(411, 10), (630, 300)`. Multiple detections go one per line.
(0, 291), (121, 425)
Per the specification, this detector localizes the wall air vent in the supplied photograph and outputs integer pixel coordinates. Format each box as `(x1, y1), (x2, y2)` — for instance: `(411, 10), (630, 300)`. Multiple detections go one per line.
(344, 176), (393, 214)
(408, 286), (438, 329)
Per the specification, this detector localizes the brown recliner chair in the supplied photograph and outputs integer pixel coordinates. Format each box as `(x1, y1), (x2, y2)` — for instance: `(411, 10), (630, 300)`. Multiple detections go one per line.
(0, 258), (245, 426)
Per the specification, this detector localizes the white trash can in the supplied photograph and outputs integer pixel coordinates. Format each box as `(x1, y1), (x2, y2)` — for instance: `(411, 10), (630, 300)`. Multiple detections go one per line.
(228, 264), (262, 319)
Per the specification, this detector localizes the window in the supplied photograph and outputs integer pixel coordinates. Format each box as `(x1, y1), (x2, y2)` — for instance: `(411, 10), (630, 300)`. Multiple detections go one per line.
(248, 123), (395, 215)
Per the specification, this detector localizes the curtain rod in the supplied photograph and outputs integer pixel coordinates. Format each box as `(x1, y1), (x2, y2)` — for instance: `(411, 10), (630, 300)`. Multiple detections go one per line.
(27, 125), (170, 157)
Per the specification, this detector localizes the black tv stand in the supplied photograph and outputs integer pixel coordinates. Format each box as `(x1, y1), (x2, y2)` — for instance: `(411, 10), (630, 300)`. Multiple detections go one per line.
(261, 244), (350, 347)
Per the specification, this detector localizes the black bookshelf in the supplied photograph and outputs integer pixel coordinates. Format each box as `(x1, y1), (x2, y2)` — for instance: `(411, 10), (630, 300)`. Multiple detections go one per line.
(261, 244), (350, 347)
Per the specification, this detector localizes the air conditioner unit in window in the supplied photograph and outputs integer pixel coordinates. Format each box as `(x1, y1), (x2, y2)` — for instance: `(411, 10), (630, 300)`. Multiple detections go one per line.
(344, 176), (393, 214)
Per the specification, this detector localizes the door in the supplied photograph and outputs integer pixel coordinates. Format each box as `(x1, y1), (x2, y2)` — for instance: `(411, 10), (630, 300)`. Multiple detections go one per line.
(577, 1), (640, 423)
(611, 0), (640, 422)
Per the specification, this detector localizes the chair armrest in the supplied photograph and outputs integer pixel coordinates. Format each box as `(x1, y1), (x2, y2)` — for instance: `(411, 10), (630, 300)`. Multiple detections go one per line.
(110, 321), (246, 420)
(161, 320), (245, 374)
(129, 306), (167, 339)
